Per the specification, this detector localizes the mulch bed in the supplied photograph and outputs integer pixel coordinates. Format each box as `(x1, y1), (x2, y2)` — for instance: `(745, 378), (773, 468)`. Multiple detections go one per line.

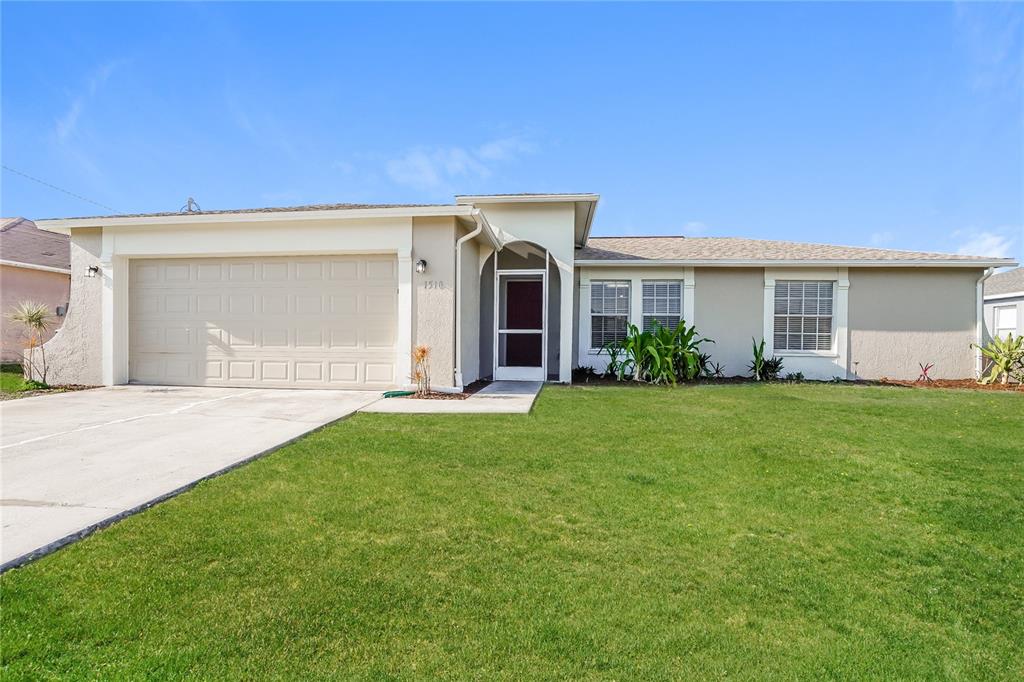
(399, 379), (491, 401)
(573, 374), (1023, 392)
(879, 378), (1023, 392)
(0, 385), (97, 401)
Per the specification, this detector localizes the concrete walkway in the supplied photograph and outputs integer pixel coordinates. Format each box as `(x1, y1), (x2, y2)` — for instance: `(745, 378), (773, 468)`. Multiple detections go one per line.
(361, 381), (543, 414)
(1, 386), (379, 569)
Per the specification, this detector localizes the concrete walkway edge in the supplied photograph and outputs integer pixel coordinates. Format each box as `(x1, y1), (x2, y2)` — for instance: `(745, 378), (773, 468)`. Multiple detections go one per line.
(360, 381), (543, 414)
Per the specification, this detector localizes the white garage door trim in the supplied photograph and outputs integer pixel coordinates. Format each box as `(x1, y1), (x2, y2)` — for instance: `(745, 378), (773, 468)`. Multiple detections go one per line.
(129, 255), (398, 388)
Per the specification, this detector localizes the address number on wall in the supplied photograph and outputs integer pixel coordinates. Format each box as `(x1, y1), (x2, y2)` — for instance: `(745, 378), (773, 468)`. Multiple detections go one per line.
(423, 280), (448, 290)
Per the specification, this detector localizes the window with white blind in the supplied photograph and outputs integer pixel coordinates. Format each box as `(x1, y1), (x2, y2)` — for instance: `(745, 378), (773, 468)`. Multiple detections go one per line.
(642, 280), (682, 332)
(994, 305), (1018, 339)
(591, 281), (630, 349)
(774, 280), (834, 352)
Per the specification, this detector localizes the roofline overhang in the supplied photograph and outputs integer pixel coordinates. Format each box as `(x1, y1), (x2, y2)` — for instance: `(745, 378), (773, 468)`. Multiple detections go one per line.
(575, 258), (1019, 268)
(454, 193), (599, 204)
(34, 204), (476, 234)
(455, 193), (600, 249)
(0, 259), (72, 275)
(985, 290), (1024, 301)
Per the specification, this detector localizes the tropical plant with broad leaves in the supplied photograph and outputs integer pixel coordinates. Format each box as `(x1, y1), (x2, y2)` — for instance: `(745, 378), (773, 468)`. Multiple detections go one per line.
(973, 334), (1024, 385)
(749, 337), (784, 381)
(602, 320), (713, 384)
(7, 301), (55, 386)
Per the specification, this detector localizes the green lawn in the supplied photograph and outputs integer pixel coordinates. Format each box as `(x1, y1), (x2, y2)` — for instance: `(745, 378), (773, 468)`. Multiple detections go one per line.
(0, 363), (32, 395)
(2, 384), (1022, 680)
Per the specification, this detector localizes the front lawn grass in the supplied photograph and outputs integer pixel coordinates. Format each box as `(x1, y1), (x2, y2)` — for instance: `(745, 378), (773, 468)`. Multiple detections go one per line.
(2, 384), (1022, 679)
(0, 363), (32, 394)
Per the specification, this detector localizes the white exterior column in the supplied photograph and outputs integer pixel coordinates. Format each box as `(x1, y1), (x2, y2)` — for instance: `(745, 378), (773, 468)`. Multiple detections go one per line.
(558, 259), (573, 383)
(396, 252), (413, 389)
(836, 268), (850, 379)
(762, 274), (776, 358)
(101, 254), (129, 385)
(683, 267), (695, 326)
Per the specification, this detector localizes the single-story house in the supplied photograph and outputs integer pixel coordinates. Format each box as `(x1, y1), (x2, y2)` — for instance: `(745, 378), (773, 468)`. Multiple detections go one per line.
(984, 267), (1023, 341)
(1, 218), (71, 362)
(32, 193), (1016, 389)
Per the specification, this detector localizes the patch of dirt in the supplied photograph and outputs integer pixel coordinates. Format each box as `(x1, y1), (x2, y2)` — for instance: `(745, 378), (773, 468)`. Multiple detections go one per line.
(879, 378), (1022, 392)
(400, 379), (492, 400)
(0, 385), (98, 401)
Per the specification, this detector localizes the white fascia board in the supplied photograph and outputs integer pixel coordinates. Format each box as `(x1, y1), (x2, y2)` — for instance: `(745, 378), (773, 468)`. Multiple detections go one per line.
(0, 259), (72, 275)
(985, 291), (1024, 301)
(469, 209), (504, 250)
(574, 258), (1018, 269)
(455, 194), (600, 204)
(34, 204), (475, 233)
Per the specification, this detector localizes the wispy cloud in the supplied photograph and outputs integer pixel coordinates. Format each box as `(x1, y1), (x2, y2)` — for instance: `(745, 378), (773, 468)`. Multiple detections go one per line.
(952, 227), (1020, 258)
(384, 135), (537, 192)
(869, 231), (895, 247)
(681, 221), (708, 237)
(954, 2), (1023, 93)
(54, 60), (123, 142)
(224, 89), (298, 159)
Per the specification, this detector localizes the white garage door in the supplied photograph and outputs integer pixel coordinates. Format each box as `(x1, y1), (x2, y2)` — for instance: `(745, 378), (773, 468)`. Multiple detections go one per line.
(129, 255), (398, 388)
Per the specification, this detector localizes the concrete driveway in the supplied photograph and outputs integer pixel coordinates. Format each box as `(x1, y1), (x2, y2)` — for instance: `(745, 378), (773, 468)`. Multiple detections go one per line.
(1, 385), (380, 569)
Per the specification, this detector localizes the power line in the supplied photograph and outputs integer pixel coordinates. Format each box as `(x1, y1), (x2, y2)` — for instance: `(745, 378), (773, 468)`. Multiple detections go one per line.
(2, 164), (119, 213)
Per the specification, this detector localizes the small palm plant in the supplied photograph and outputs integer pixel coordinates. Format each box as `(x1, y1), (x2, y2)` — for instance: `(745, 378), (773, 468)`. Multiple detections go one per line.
(749, 337), (783, 381)
(7, 301), (55, 386)
(412, 344), (431, 397)
(973, 334), (1024, 385)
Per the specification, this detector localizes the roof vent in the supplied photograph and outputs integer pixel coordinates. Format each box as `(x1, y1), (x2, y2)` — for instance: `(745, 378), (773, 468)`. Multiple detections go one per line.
(179, 197), (202, 213)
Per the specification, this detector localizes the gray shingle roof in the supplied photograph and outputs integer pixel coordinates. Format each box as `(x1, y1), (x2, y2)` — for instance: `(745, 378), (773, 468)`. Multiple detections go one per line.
(0, 218), (70, 269)
(43, 202), (451, 222)
(577, 236), (1003, 263)
(986, 267), (1024, 296)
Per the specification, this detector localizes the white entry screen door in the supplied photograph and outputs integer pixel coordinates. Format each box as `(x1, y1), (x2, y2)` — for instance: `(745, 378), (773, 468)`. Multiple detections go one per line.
(494, 270), (546, 381)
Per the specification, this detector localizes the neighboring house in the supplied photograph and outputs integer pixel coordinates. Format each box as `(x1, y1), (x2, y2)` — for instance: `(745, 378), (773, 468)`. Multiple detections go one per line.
(983, 267), (1023, 342)
(32, 194), (1016, 387)
(0, 218), (71, 362)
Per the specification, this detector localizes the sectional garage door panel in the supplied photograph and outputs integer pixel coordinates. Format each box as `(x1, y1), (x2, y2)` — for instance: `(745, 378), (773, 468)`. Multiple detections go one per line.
(129, 256), (398, 388)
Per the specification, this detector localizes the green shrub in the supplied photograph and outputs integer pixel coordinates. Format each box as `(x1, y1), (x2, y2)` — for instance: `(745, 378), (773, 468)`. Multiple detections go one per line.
(602, 320), (713, 384)
(749, 338), (784, 381)
(973, 334), (1024, 385)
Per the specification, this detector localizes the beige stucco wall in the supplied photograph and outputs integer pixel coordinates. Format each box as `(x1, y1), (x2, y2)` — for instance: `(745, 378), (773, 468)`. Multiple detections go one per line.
(693, 268), (764, 377)
(848, 268), (981, 380)
(0, 265), (70, 362)
(412, 217), (456, 388)
(27, 228), (103, 385)
(459, 225), (481, 385)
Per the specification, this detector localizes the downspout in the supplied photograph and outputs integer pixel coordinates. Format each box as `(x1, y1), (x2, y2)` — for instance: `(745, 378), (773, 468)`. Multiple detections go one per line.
(976, 267), (995, 378)
(453, 210), (485, 390)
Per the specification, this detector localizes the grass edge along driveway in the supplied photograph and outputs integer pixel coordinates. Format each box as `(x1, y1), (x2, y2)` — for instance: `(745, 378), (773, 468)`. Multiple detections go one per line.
(2, 383), (1021, 680)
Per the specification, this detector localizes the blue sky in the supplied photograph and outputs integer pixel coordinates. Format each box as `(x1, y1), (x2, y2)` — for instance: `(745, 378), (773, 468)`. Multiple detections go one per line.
(2, 2), (1021, 259)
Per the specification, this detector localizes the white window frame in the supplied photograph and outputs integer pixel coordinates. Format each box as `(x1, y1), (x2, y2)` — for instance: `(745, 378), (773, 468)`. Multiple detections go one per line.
(642, 280), (683, 332)
(772, 280), (836, 353)
(578, 268), (695, 364)
(993, 304), (1018, 339)
(764, 267), (850, 379)
(589, 280), (630, 351)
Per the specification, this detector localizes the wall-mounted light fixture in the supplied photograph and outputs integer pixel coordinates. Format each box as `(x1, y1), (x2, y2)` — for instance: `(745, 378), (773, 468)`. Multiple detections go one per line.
(86, 265), (100, 278)
(415, 259), (428, 274)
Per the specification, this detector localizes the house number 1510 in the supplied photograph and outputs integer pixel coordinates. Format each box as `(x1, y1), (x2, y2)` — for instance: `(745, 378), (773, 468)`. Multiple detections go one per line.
(423, 280), (448, 290)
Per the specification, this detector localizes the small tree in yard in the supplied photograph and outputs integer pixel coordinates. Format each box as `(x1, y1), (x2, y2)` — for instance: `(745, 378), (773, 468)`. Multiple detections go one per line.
(412, 344), (431, 397)
(7, 301), (55, 386)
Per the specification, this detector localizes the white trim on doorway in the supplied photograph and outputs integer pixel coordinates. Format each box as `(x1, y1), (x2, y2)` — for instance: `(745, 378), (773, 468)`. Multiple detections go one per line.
(493, 265), (548, 382)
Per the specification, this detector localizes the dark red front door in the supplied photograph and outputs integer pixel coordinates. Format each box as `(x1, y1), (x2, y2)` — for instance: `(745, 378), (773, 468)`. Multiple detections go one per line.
(504, 280), (543, 367)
